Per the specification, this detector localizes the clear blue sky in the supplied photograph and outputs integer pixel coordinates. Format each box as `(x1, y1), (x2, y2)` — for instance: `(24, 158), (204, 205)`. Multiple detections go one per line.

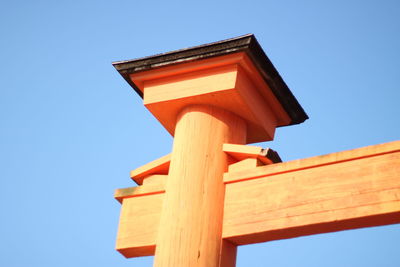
(0, 1), (399, 266)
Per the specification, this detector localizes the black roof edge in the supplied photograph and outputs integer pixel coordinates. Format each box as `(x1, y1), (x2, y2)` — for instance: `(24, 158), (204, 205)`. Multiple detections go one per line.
(112, 34), (308, 125)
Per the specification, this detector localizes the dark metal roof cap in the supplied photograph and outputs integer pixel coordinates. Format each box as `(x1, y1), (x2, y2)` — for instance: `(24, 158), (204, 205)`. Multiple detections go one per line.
(112, 34), (308, 125)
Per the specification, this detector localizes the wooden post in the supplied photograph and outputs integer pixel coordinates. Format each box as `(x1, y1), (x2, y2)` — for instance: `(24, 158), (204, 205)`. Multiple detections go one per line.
(154, 105), (246, 267)
(112, 35), (400, 266)
(112, 34), (308, 266)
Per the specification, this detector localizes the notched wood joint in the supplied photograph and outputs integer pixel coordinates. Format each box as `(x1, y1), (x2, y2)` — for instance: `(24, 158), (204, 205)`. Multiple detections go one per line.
(223, 143), (282, 173)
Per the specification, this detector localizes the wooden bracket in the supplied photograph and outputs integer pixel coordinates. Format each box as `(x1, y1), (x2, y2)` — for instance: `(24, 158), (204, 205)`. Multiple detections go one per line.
(130, 154), (170, 185)
(224, 143), (281, 173)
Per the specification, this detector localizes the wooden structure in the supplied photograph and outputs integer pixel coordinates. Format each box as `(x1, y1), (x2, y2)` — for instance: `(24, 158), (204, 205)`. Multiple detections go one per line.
(112, 34), (400, 267)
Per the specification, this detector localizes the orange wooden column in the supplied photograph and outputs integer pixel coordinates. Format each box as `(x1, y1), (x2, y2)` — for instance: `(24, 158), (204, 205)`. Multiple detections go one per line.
(154, 105), (246, 266)
(112, 34), (308, 267)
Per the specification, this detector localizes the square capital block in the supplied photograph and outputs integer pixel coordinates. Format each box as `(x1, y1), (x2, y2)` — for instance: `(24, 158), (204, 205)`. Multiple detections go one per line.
(113, 34), (308, 143)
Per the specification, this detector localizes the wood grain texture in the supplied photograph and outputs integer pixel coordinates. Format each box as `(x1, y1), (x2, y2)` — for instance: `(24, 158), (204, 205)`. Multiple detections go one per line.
(228, 158), (263, 173)
(153, 105), (247, 267)
(116, 193), (163, 257)
(224, 140), (400, 183)
(142, 174), (167, 186)
(115, 140), (400, 259)
(223, 145), (400, 245)
(143, 65), (238, 105)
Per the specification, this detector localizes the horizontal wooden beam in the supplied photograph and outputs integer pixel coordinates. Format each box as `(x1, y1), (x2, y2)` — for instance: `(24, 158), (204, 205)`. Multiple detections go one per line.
(115, 193), (163, 257)
(223, 140), (400, 245)
(224, 140), (400, 184)
(228, 158), (263, 173)
(115, 140), (400, 257)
